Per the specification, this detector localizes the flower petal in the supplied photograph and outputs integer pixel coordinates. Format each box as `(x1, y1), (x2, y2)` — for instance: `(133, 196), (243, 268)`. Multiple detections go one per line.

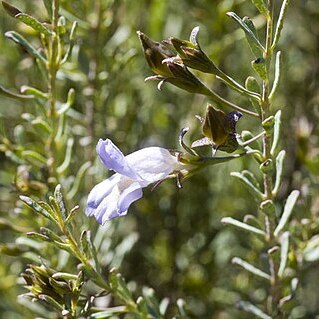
(117, 181), (143, 213)
(86, 174), (144, 224)
(85, 174), (120, 218)
(96, 139), (138, 179)
(126, 147), (180, 182)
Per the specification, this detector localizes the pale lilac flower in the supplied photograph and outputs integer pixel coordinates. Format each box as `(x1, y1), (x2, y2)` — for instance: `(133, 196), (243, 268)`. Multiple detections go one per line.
(86, 139), (183, 224)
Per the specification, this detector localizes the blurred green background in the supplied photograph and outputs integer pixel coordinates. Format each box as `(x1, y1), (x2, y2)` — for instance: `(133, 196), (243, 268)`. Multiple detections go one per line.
(0, 0), (319, 318)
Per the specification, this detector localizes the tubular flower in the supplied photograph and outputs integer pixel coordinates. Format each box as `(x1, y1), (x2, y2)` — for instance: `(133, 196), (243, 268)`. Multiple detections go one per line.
(86, 139), (184, 224)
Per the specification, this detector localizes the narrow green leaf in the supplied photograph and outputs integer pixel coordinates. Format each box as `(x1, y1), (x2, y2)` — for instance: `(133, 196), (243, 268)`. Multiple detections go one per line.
(270, 110), (282, 155)
(242, 17), (264, 57)
(221, 217), (265, 237)
(65, 205), (80, 225)
(38, 294), (63, 311)
(16, 13), (52, 35)
(54, 184), (67, 220)
(40, 227), (72, 253)
(67, 161), (91, 200)
(61, 21), (78, 64)
(80, 230), (99, 271)
(37, 201), (55, 217)
(274, 190), (300, 237)
(5, 31), (46, 62)
(0, 217), (28, 233)
(136, 296), (148, 316)
(272, 150), (286, 196)
(42, 0), (52, 17)
(2, 1), (21, 17)
(19, 196), (55, 222)
(48, 278), (69, 294)
(57, 16), (66, 35)
(20, 86), (48, 99)
(231, 171), (264, 200)
(278, 231), (289, 278)
(232, 257), (271, 280)
(108, 268), (119, 290)
(57, 88), (75, 115)
(22, 150), (47, 166)
(227, 12), (265, 54)
(90, 306), (127, 318)
(245, 76), (260, 94)
(251, 0), (270, 18)
(237, 301), (271, 319)
(87, 231), (99, 270)
(272, 0), (291, 50)
(49, 195), (63, 222)
(40, 227), (64, 244)
(57, 138), (74, 175)
(177, 299), (188, 318)
(303, 235), (319, 262)
(269, 51), (282, 101)
(260, 200), (276, 218)
(0, 243), (25, 256)
(52, 272), (78, 281)
(160, 298), (170, 316)
(31, 118), (52, 137)
(27, 232), (50, 242)
(108, 268), (134, 304)
(0, 84), (34, 100)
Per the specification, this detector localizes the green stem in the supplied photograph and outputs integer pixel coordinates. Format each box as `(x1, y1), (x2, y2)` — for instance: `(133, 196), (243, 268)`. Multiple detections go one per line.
(215, 69), (261, 101)
(204, 87), (259, 117)
(60, 223), (144, 317)
(261, 2), (282, 317)
(46, 1), (61, 181)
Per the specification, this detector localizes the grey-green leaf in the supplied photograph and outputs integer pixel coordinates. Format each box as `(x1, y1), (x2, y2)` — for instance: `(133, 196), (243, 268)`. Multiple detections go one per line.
(231, 171), (264, 200)
(237, 301), (271, 319)
(54, 184), (67, 220)
(221, 217), (265, 237)
(56, 138), (74, 175)
(227, 12), (265, 55)
(42, 0), (53, 17)
(21, 150), (47, 167)
(5, 31), (46, 62)
(243, 16), (264, 57)
(278, 231), (289, 278)
(272, 0), (291, 50)
(67, 161), (91, 200)
(269, 51), (282, 101)
(19, 196), (55, 222)
(271, 110), (282, 155)
(274, 190), (300, 237)
(61, 21), (78, 64)
(90, 307), (128, 318)
(57, 88), (75, 115)
(0, 84), (34, 100)
(272, 150), (285, 196)
(20, 85), (48, 99)
(232, 257), (271, 280)
(15, 13), (52, 35)
(250, 0), (270, 18)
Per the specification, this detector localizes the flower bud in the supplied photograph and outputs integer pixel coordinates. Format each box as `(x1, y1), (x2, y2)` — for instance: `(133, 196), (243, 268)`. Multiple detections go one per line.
(163, 61), (210, 94)
(169, 27), (218, 74)
(137, 31), (174, 77)
(192, 105), (242, 153)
